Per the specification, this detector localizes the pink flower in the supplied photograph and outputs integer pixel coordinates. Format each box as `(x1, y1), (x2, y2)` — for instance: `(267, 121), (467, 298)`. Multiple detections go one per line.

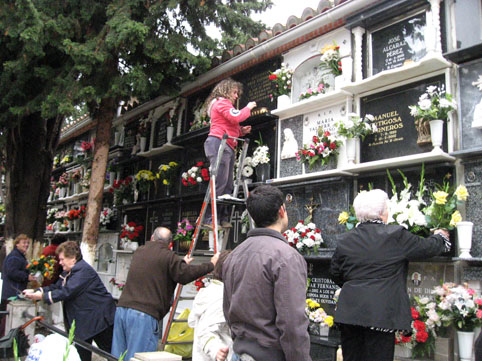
(468, 288), (476, 296)
(307, 88), (313, 94)
(477, 310), (482, 319)
(475, 299), (482, 306)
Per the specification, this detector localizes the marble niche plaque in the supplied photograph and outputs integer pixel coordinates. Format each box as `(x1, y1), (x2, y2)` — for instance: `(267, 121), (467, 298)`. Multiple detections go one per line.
(306, 261), (340, 316)
(153, 110), (169, 148)
(147, 205), (176, 238)
(279, 115), (303, 178)
(458, 58), (482, 150)
(361, 75), (445, 162)
(370, 12), (427, 75)
(406, 262), (454, 300)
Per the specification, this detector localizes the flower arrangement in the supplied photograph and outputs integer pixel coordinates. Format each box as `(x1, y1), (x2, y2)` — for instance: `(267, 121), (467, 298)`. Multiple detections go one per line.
(386, 168), (429, 236)
(335, 113), (377, 140)
(109, 176), (134, 206)
(409, 86), (457, 122)
(26, 255), (56, 280)
(320, 41), (342, 76)
(70, 168), (82, 182)
(296, 127), (342, 170)
(173, 219), (195, 242)
(67, 206), (86, 220)
(268, 63), (294, 98)
(120, 222), (144, 245)
(53, 155), (60, 168)
(299, 83), (327, 101)
(423, 175), (469, 230)
(157, 162), (180, 186)
(194, 276), (211, 291)
(395, 302), (436, 358)
(81, 140), (93, 153)
(100, 207), (114, 226)
(135, 170), (155, 193)
(240, 157), (254, 178)
(181, 162), (210, 187)
(56, 173), (70, 188)
(305, 299), (334, 327)
(190, 102), (210, 131)
(60, 153), (73, 165)
(283, 220), (324, 255)
(109, 277), (125, 291)
(250, 133), (270, 168)
(46, 208), (59, 224)
(432, 283), (482, 331)
(80, 169), (91, 190)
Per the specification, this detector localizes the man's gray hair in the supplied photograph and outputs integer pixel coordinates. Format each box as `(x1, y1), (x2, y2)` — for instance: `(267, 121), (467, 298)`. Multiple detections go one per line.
(353, 189), (389, 222)
(152, 227), (172, 243)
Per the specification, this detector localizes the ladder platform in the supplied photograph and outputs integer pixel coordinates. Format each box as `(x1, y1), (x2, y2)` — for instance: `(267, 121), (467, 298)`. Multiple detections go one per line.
(191, 250), (215, 256)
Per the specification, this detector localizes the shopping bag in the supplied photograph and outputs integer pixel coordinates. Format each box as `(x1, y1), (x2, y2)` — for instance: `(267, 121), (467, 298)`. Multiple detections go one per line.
(25, 333), (81, 361)
(164, 309), (194, 358)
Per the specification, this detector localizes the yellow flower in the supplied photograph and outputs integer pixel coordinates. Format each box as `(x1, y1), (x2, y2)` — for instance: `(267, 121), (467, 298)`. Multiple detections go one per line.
(169, 161), (178, 167)
(455, 185), (469, 201)
(40, 255), (45, 259)
(162, 165), (168, 171)
(324, 316), (334, 327)
(320, 44), (337, 54)
(163, 179), (168, 185)
(433, 191), (449, 205)
(338, 211), (349, 224)
(450, 210), (462, 227)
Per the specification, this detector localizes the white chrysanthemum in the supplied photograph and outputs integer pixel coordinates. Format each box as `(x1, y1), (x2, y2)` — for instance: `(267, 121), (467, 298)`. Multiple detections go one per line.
(419, 93), (429, 101)
(418, 98), (432, 110)
(296, 242), (303, 250)
(419, 297), (430, 304)
(303, 238), (315, 248)
(426, 85), (437, 95)
(409, 106), (419, 116)
(182, 172), (188, 179)
(344, 119), (355, 129)
(196, 177), (202, 183)
(242, 166), (253, 177)
(365, 114), (374, 121)
(439, 98), (453, 108)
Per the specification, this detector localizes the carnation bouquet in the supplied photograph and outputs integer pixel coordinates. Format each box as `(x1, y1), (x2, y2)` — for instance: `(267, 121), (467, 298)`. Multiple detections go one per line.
(296, 127), (342, 170)
(56, 173), (70, 188)
(109, 176), (134, 206)
(181, 162), (210, 187)
(423, 175), (469, 230)
(395, 302), (436, 359)
(173, 219), (194, 242)
(157, 162), (180, 186)
(100, 207), (114, 226)
(319, 41), (342, 76)
(335, 113), (377, 140)
(120, 222), (144, 247)
(268, 63), (293, 97)
(67, 206), (86, 220)
(432, 283), (482, 331)
(409, 85), (457, 122)
(299, 83), (327, 101)
(283, 220), (324, 255)
(135, 170), (155, 193)
(305, 298), (334, 336)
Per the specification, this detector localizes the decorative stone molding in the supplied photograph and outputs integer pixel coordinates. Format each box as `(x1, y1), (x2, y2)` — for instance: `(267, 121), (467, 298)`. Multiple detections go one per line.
(352, 26), (365, 82)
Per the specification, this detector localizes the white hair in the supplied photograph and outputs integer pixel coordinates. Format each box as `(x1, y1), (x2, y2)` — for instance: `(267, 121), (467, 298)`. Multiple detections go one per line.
(353, 189), (388, 222)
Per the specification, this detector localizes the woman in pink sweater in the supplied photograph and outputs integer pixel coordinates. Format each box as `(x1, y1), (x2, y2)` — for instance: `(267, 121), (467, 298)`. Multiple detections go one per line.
(203, 78), (256, 228)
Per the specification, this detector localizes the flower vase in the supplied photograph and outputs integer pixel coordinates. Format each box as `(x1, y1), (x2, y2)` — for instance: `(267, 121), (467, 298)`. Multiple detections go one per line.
(73, 218), (80, 232)
(32, 271), (43, 288)
(109, 172), (116, 187)
(323, 73), (335, 92)
(457, 330), (474, 361)
(394, 345), (412, 359)
(140, 136), (147, 152)
(256, 163), (270, 183)
(167, 126), (175, 144)
(308, 321), (329, 337)
(429, 119), (444, 151)
(74, 183), (80, 195)
(59, 187), (66, 199)
(163, 185), (171, 198)
(114, 131), (120, 146)
(335, 74), (345, 89)
(277, 94), (291, 109)
(48, 192), (53, 202)
(457, 221), (474, 259)
(345, 137), (358, 165)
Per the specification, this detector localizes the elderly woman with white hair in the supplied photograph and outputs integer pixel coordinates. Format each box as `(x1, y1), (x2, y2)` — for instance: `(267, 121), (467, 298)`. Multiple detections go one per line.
(330, 189), (450, 361)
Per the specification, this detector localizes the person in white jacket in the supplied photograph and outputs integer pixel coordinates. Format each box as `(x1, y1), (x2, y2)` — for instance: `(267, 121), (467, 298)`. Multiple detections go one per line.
(188, 251), (232, 361)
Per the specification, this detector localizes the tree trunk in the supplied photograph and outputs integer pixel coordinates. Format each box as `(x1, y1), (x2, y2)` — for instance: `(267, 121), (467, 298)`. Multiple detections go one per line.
(81, 98), (115, 265)
(5, 113), (61, 241)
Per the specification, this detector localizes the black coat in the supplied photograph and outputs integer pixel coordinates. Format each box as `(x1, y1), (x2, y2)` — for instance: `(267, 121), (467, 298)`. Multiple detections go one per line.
(1, 248), (29, 301)
(330, 222), (446, 331)
(42, 259), (116, 340)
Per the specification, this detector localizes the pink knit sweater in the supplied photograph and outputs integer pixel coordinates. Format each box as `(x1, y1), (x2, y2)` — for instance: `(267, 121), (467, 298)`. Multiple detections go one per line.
(208, 98), (251, 149)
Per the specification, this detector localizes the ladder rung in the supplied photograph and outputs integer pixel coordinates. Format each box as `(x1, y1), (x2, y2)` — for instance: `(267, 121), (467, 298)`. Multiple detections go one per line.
(216, 198), (245, 205)
(178, 296), (195, 301)
(172, 318), (188, 322)
(191, 250), (214, 256)
(164, 341), (193, 345)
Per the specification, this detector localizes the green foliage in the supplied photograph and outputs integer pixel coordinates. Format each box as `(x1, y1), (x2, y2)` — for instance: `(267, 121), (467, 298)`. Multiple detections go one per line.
(63, 319), (76, 361)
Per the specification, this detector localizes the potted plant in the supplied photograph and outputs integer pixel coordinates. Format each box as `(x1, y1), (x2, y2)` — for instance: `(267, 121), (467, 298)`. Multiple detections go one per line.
(268, 63), (294, 109)
(335, 113), (377, 165)
(250, 133), (270, 182)
(173, 219), (195, 251)
(295, 127), (342, 171)
(408, 85), (457, 150)
(319, 41), (342, 89)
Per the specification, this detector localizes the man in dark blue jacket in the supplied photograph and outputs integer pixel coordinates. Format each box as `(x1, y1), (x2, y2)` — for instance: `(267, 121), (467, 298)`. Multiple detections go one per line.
(25, 241), (115, 361)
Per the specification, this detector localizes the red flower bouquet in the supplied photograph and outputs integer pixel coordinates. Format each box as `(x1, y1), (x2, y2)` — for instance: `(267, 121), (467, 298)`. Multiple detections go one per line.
(120, 222), (144, 244)
(296, 127), (342, 170)
(110, 176), (134, 206)
(181, 162), (210, 187)
(395, 305), (435, 358)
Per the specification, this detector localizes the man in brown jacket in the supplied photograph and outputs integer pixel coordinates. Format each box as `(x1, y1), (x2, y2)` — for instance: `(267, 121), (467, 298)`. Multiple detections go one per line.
(223, 185), (312, 361)
(112, 227), (218, 361)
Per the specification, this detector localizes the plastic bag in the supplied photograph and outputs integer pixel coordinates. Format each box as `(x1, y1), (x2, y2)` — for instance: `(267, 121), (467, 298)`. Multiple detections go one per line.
(164, 309), (194, 358)
(26, 333), (81, 361)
